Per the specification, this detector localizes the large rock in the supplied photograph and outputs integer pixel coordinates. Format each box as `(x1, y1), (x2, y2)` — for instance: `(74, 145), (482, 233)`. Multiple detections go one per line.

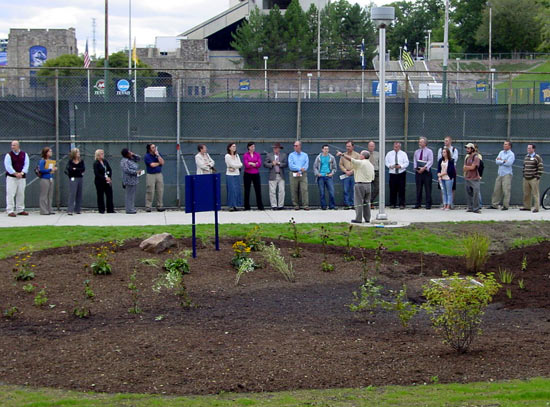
(139, 233), (177, 254)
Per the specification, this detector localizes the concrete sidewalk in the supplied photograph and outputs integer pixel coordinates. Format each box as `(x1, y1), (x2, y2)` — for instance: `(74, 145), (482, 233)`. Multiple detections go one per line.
(1, 206), (548, 228)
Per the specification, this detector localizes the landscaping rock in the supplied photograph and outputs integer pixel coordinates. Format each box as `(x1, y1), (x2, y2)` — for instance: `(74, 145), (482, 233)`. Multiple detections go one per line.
(139, 233), (176, 253)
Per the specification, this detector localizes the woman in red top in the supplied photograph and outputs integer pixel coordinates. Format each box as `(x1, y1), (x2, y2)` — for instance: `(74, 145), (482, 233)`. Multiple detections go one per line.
(243, 142), (264, 210)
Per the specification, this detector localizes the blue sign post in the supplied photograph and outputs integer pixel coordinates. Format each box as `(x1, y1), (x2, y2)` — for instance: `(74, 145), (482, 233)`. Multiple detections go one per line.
(185, 173), (222, 258)
(540, 82), (550, 103)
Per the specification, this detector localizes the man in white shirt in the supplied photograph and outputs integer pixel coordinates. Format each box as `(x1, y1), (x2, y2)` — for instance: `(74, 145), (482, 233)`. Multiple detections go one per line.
(4, 140), (30, 217)
(385, 142), (409, 209)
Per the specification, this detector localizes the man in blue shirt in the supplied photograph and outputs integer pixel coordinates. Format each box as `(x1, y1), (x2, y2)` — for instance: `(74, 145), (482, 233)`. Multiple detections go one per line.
(144, 143), (165, 212)
(288, 141), (310, 210)
(490, 141), (515, 211)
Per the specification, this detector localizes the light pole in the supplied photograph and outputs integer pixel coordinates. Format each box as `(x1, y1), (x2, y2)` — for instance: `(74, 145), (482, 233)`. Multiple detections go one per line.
(128, 0), (132, 76)
(307, 73), (312, 99)
(371, 6), (395, 222)
(427, 29), (432, 61)
(488, 1), (492, 71)
(442, 0), (449, 101)
(399, 46), (402, 61)
(317, 0), (321, 99)
(424, 35), (428, 59)
(415, 42), (419, 61)
(263, 56), (268, 94)
(456, 57), (460, 87)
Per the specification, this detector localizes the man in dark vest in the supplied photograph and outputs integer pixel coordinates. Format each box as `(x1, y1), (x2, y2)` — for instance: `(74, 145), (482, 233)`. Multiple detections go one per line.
(4, 140), (30, 217)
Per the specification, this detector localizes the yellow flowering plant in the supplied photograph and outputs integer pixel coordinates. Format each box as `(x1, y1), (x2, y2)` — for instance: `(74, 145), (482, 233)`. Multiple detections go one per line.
(13, 248), (36, 281)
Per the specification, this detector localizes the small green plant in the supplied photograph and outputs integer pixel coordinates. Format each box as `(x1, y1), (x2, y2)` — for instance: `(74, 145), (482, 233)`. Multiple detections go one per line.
(343, 224), (355, 261)
(235, 257), (256, 286)
(128, 268), (141, 314)
(12, 249), (36, 281)
(3, 306), (19, 319)
(506, 288), (512, 299)
(518, 278), (525, 290)
(261, 242), (295, 282)
(153, 252), (193, 308)
(521, 255), (527, 272)
(164, 252), (191, 276)
(422, 271), (500, 353)
(245, 225), (265, 252)
(34, 287), (48, 307)
(22, 283), (36, 293)
(73, 280), (94, 318)
(84, 279), (95, 299)
(374, 243), (384, 273)
(231, 241), (252, 268)
(90, 244), (115, 275)
(430, 376), (439, 385)
(463, 233), (491, 273)
(348, 278), (383, 314)
(320, 226), (334, 272)
(289, 218), (302, 258)
(498, 267), (515, 284)
(139, 258), (160, 268)
(381, 285), (419, 329)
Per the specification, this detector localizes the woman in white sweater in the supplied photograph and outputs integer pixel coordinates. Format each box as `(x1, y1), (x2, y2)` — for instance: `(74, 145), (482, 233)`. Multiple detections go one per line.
(195, 144), (215, 174)
(225, 142), (243, 211)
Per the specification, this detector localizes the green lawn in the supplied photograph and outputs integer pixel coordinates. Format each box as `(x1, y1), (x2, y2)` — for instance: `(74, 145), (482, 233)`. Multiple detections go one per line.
(0, 223), (466, 260)
(1, 378), (549, 406)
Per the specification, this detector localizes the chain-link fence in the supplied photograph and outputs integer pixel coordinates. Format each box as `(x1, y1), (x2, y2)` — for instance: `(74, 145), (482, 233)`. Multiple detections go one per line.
(1, 67), (549, 210)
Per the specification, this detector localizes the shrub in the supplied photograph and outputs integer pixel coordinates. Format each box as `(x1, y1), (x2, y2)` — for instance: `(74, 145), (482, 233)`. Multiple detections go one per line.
(153, 252), (192, 308)
(235, 258), (255, 286)
(261, 242), (295, 282)
(463, 233), (491, 273)
(422, 271), (500, 353)
(348, 278), (383, 314)
(381, 285), (419, 329)
(12, 250), (36, 281)
(90, 245), (114, 275)
(245, 225), (265, 252)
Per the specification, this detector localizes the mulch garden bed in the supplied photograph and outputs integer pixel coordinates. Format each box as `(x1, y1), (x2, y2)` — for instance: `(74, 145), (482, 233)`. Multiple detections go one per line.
(0, 237), (549, 395)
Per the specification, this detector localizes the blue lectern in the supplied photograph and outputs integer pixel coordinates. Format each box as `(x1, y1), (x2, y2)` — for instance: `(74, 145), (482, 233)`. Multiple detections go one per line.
(185, 173), (221, 258)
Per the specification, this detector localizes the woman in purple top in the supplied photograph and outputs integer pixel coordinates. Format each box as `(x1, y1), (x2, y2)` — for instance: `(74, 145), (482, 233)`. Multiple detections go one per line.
(243, 142), (264, 210)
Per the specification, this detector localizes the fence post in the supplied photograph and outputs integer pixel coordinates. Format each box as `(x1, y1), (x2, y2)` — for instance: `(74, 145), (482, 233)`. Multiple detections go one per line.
(55, 69), (60, 210)
(404, 74), (409, 151)
(296, 71), (302, 140)
(176, 76), (181, 208)
(506, 73), (512, 141)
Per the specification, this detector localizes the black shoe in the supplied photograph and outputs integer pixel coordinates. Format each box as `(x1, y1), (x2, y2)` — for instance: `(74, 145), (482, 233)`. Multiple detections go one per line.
(399, 205), (405, 210)
(145, 207), (152, 212)
(501, 207), (508, 211)
(488, 205), (498, 209)
(520, 208), (530, 211)
(157, 207), (165, 212)
(278, 207), (285, 210)
(330, 207), (337, 210)
(473, 210), (482, 214)
(321, 207), (327, 210)
(413, 205), (421, 209)
(351, 219), (362, 224)
(425, 207), (431, 210)
(466, 209), (473, 212)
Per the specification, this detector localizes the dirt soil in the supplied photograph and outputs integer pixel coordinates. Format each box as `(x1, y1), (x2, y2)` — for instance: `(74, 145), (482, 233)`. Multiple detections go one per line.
(0, 237), (549, 396)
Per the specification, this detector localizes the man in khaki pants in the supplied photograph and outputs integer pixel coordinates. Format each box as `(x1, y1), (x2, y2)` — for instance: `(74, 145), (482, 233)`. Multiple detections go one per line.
(144, 143), (165, 212)
(521, 144), (543, 213)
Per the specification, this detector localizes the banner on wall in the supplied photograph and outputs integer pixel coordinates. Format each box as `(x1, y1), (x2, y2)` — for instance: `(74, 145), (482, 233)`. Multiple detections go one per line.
(540, 83), (550, 104)
(29, 46), (47, 67)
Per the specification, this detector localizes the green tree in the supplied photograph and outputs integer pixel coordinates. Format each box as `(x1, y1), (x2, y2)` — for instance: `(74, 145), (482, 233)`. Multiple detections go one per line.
(536, 0), (550, 52)
(37, 54), (85, 78)
(94, 51), (155, 78)
(263, 5), (287, 67)
(282, 0), (309, 67)
(230, 7), (264, 68)
(475, 0), (543, 52)
(451, 0), (486, 53)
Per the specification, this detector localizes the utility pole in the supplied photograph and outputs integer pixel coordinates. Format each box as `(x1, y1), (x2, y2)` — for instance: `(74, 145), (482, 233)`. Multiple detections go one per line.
(104, 0), (109, 101)
(442, 0), (449, 102)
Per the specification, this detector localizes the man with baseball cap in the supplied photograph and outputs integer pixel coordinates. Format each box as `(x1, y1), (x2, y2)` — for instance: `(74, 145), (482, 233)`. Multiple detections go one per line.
(264, 142), (288, 210)
(463, 143), (482, 213)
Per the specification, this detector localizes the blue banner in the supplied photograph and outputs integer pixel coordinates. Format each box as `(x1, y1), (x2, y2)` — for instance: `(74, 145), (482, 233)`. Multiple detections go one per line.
(540, 83), (550, 103)
(476, 80), (487, 92)
(372, 81), (397, 96)
(0, 52), (6, 66)
(239, 79), (250, 91)
(29, 45), (47, 67)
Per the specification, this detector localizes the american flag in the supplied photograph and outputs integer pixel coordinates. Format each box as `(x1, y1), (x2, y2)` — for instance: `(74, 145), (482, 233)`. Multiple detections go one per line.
(83, 39), (91, 68)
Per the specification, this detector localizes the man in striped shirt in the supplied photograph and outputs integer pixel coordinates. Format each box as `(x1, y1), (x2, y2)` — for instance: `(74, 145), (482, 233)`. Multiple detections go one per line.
(521, 144), (543, 213)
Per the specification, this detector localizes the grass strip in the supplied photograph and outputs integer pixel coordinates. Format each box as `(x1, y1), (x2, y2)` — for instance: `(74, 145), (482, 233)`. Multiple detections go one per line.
(0, 378), (549, 406)
(0, 223), (464, 259)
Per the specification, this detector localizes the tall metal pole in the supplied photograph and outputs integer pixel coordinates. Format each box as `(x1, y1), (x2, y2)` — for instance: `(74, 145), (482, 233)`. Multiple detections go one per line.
(317, 0), (321, 99)
(55, 69), (60, 209)
(296, 71), (302, 140)
(415, 42), (419, 60)
(176, 77), (181, 207)
(263, 56), (268, 93)
(488, 2), (492, 71)
(128, 0), (132, 76)
(442, 0), (449, 102)
(427, 30), (431, 61)
(377, 24), (387, 220)
(104, 0), (109, 101)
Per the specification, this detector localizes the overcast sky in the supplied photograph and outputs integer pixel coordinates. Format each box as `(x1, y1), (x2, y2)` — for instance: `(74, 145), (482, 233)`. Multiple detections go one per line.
(0, 0), (384, 56)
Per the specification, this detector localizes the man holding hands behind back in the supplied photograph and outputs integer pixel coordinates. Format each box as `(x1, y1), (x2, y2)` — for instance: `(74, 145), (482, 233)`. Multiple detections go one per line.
(144, 143), (165, 212)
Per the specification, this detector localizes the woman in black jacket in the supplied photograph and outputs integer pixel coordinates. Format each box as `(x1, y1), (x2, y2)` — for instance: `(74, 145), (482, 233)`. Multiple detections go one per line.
(65, 148), (85, 215)
(93, 149), (115, 213)
(437, 147), (456, 211)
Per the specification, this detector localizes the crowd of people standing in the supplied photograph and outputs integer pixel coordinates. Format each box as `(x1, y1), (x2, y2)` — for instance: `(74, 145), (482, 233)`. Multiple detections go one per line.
(4, 138), (545, 221)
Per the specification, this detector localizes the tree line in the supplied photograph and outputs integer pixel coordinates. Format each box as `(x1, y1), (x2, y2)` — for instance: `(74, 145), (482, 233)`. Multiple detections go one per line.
(231, 0), (550, 69)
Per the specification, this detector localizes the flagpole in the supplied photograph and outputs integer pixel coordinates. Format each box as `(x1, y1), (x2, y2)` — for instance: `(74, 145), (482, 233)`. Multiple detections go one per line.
(361, 38), (365, 103)
(134, 59), (137, 102)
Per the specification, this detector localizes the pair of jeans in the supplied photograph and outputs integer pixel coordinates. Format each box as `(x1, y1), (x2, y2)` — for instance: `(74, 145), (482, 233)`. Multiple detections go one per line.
(317, 176), (335, 209)
(441, 179), (453, 206)
(342, 175), (355, 206)
(67, 177), (83, 213)
(226, 174), (242, 208)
